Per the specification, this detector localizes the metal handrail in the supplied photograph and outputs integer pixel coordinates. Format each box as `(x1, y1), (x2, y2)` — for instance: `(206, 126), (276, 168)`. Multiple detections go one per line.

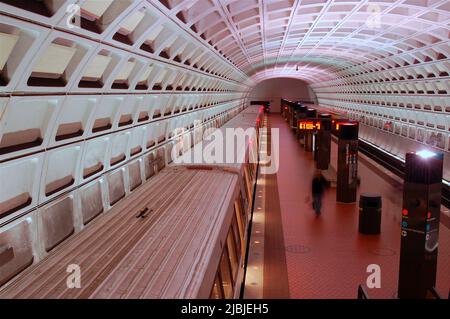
(357, 284), (369, 299)
(426, 287), (442, 299)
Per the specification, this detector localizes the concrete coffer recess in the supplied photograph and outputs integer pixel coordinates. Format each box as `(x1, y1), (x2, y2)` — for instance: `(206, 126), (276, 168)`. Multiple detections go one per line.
(0, 220), (34, 286)
(41, 196), (74, 252)
(144, 153), (156, 179)
(128, 161), (142, 191)
(108, 170), (125, 206)
(80, 181), (104, 225)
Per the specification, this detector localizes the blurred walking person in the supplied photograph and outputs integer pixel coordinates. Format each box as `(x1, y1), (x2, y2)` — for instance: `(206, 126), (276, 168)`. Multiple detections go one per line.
(312, 170), (324, 216)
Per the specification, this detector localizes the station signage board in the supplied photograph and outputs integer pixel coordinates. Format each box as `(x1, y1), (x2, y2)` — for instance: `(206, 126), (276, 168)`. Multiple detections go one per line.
(298, 120), (321, 131)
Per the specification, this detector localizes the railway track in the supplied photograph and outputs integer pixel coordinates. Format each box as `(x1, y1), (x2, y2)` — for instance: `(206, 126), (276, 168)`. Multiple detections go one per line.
(358, 138), (450, 209)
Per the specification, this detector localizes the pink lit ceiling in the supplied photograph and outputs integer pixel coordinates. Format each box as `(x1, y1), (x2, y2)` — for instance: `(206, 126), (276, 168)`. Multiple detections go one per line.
(161, 0), (449, 84)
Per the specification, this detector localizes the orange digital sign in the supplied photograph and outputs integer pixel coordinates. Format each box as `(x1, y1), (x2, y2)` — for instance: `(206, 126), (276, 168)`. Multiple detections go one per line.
(299, 121), (321, 131)
(335, 122), (357, 131)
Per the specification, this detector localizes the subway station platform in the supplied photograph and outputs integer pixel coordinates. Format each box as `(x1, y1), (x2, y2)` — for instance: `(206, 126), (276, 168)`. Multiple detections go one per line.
(245, 114), (450, 299)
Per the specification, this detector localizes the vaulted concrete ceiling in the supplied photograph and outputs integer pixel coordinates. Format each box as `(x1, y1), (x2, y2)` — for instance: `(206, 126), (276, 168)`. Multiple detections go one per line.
(166, 0), (449, 83)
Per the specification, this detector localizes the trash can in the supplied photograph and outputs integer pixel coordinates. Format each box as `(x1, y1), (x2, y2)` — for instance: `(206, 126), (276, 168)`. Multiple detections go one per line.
(359, 193), (382, 234)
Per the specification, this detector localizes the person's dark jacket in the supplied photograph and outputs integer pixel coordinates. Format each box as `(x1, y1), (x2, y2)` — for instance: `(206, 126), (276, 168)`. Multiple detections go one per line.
(312, 176), (324, 195)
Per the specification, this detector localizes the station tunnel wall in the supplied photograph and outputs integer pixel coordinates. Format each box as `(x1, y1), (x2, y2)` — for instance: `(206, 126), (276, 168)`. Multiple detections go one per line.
(247, 78), (316, 113)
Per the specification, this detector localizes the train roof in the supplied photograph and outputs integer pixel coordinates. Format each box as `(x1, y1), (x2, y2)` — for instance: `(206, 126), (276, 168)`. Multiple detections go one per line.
(0, 166), (238, 299)
(174, 106), (262, 171)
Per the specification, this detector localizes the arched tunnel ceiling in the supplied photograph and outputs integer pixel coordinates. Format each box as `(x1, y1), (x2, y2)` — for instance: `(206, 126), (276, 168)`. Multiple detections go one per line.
(165, 0), (450, 85)
(0, 0), (448, 88)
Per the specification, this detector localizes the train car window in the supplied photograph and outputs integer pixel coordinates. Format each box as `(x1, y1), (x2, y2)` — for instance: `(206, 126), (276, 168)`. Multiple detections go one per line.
(238, 193), (247, 227)
(231, 215), (242, 259)
(226, 231), (239, 280)
(246, 163), (254, 184)
(210, 273), (224, 299)
(219, 249), (234, 298)
(243, 168), (252, 202)
(234, 201), (245, 242)
(240, 178), (249, 211)
(251, 163), (257, 180)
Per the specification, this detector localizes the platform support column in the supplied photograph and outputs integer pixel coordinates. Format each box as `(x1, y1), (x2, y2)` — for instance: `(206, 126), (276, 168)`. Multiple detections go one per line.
(304, 109), (317, 152)
(295, 104), (307, 141)
(398, 151), (443, 299)
(336, 123), (359, 203)
(316, 114), (331, 169)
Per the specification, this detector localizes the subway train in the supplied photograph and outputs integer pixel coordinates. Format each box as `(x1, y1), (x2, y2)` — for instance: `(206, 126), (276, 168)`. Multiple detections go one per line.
(0, 105), (263, 298)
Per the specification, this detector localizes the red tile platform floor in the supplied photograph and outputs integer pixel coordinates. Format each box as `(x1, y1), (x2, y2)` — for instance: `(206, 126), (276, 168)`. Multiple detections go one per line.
(268, 114), (449, 299)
